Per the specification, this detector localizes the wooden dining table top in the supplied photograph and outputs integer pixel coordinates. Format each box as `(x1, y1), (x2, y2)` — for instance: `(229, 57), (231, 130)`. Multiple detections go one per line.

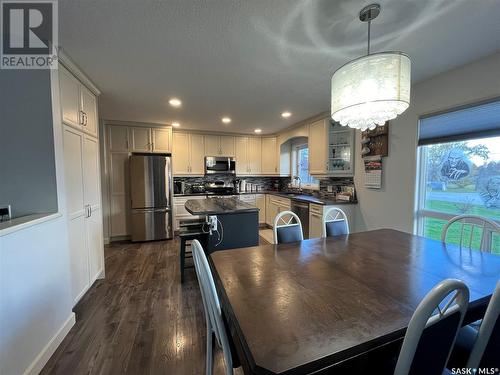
(209, 229), (500, 375)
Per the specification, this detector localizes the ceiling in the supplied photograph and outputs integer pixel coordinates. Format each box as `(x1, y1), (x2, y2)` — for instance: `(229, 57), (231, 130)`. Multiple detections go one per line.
(58, 0), (500, 134)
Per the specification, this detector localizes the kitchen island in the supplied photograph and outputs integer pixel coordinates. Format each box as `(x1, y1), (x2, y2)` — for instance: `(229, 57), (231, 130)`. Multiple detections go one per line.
(184, 197), (259, 252)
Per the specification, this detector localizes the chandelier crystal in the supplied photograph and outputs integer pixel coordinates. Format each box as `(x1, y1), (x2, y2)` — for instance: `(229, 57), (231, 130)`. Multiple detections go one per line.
(331, 4), (411, 131)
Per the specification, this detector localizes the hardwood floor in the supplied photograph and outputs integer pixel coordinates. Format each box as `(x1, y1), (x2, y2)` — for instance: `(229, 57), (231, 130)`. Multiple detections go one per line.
(41, 238), (249, 375)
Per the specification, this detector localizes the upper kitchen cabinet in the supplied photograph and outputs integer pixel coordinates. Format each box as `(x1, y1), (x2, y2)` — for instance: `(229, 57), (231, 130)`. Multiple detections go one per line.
(152, 127), (172, 153)
(309, 118), (355, 176)
(59, 64), (99, 138)
(108, 125), (129, 152)
(235, 137), (261, 175)
(204, 134), (235, 156)
(173, 132), (204, 175)
(130, 126), (172, 153)
(261, 137), (278, 175)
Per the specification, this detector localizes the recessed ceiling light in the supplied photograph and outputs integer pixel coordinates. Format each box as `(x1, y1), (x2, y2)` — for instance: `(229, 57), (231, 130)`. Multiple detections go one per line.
(254, 128), (262, 133)
(222, 117), (231, 124)
(281, 111), (292, 118)
(169, 98), (182, 107)
(172, 122), (180, 127)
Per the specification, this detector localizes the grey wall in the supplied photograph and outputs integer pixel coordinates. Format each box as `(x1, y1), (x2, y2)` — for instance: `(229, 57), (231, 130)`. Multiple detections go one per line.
(0, 69), (58, 218)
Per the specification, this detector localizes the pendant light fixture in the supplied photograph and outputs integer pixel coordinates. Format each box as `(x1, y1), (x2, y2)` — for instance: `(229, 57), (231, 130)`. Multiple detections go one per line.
(331, 4), (411, 131)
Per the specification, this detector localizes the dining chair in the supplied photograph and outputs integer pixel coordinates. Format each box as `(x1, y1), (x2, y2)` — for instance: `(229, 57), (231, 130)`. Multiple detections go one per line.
(394, 279), (469, 375)
(191, 239), (234, 375)
(322, 207), (349, 238)
(449, 279), (500, 371)
(441, 214), (500, 252)
(273, 210), (303, 244)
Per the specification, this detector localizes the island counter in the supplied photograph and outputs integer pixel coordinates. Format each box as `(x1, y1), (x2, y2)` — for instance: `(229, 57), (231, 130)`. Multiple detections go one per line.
(184, 197), (259, 252)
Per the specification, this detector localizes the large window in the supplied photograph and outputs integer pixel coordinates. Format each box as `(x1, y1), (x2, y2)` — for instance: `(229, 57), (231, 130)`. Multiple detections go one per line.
(416, 100), (500, 253)
(295, 145), (319, 189)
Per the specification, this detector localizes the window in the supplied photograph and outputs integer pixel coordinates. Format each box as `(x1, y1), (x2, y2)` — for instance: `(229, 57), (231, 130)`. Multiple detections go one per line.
(295, 145), (319, 189)
(415, 100), (500, 253)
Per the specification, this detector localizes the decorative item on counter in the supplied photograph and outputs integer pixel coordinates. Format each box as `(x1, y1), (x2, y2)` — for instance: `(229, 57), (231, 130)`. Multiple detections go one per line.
(364, 156), (382, 189)
(361, 123), (389, 157)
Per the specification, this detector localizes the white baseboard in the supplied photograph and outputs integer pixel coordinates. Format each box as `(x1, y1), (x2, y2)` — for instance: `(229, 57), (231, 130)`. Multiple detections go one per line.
(22, 312), (76, 375)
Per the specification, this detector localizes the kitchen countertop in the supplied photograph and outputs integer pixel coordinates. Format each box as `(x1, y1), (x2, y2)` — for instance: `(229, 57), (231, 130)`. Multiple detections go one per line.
(175, 191), (357, 205)
(184, 197), (259, 215)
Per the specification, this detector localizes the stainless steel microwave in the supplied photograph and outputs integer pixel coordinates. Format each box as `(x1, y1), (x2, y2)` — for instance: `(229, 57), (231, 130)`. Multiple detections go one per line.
(205, 156), (236, 175)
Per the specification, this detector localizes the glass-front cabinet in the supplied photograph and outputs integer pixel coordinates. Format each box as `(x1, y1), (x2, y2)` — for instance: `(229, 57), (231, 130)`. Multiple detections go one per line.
(309, 118), (355, 176)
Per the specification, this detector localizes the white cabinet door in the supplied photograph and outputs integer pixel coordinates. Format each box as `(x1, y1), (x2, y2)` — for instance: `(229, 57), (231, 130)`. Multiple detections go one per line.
(109, 152), (129, 236)
(68, 215), (89, 303)
(220, 136), (235, 156)
(80, 85), (98, 137)
(189, 133), (205, 175)
(83, 136), (101, 208)
(152, 127), (172, 153)
(235, 137), (248, 175)
(110, 195), (128, 236)
(63, 128), (85, 218)
(60, 66), (81, 129)
(204, 135), (220, 156)
(109, 126), (129, 152)
(131, 127), (152, 152)
(309, 119), (328, 174)
(256, 194), (266, 224)
(261, 137), (278, 175)
(86, 206), (104, 282)
(248, 137), (262, 175)
(172, 132), (190, 174)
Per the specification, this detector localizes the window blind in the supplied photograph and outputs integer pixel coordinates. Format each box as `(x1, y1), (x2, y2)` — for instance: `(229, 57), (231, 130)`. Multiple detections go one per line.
(418, 98), (500, 146)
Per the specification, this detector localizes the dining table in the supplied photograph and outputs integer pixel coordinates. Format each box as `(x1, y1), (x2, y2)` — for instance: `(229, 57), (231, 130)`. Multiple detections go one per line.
(208, 229), (500, 375)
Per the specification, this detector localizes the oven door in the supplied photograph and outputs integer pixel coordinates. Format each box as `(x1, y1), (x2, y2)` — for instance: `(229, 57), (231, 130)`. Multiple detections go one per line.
(205, 156), (233, 175)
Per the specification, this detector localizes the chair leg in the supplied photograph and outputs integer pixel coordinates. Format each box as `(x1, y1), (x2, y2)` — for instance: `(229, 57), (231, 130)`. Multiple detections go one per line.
(206, 324), (213, 375)
(180, 238), (186, 283)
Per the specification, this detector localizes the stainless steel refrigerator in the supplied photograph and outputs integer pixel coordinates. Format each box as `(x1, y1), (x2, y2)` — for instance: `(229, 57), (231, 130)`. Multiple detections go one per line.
(130, 154), (173, 242)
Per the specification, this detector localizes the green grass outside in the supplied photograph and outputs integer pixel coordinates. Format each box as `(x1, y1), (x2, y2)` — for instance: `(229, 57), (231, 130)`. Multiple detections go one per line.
(424, 214), (500, 255)
(425, 198), (500, 218)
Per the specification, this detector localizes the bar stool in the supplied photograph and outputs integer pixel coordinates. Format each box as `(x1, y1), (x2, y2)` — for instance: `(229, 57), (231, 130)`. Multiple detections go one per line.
(179, 218), (208, 283)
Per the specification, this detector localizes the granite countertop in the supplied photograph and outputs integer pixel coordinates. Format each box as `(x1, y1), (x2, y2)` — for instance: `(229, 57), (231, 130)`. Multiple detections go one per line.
(185, 197), (259, 215)
(175, 191), (357, 206)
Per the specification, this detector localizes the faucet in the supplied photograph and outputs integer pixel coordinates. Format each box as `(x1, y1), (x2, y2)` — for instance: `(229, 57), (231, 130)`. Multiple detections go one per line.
(293, 175), (302, 192)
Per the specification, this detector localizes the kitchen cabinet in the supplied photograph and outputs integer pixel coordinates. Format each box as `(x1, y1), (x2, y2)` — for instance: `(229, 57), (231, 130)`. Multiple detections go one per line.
(261, 137), (278, 175)
(235, 137), (262, 175)
(309, 118), (355, 176)
(63, 127), (104, 305)
(108, 125), (129, 152)
(173, 196), (205, 231)
(152, 127), (172, 153)
(204, 134), (235, 156)
(265, 195), (291, 227)
(130, 126), (173, 153)
(59, 65), (99, 138)
(173, 132), (204, 175)
(256, 194), (266, 224)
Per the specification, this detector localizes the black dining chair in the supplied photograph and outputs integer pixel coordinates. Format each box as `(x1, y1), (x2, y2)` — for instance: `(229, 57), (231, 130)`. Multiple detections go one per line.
(273, 210), (303, 244)
(394, 279), (469, 375)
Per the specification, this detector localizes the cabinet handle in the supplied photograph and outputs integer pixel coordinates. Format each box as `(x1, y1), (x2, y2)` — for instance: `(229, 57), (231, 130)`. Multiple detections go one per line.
(89, 205), (92, 217)
(151, 142), (154, 150)
(79, 111), (84, 125)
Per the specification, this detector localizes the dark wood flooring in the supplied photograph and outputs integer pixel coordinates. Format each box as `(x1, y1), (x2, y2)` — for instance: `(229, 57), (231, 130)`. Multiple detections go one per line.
(41, 238), (254, 375)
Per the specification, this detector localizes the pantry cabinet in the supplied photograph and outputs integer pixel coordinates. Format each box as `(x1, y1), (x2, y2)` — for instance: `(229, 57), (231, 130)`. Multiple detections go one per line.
(59, 65), (98, 138)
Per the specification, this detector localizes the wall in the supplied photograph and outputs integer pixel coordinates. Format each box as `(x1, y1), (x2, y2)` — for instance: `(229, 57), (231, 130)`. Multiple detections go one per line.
(0, 70), (58, 218)
(353, 52), (500, 233)
(0, 69), (74, 375)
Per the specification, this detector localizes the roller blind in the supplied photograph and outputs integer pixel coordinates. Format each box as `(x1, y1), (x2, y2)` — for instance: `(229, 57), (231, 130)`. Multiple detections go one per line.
(418, 99), (500, 146)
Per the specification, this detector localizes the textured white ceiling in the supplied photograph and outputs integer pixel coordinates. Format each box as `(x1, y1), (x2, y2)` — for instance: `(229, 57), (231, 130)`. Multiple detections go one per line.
(58, 0), (500, 134)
